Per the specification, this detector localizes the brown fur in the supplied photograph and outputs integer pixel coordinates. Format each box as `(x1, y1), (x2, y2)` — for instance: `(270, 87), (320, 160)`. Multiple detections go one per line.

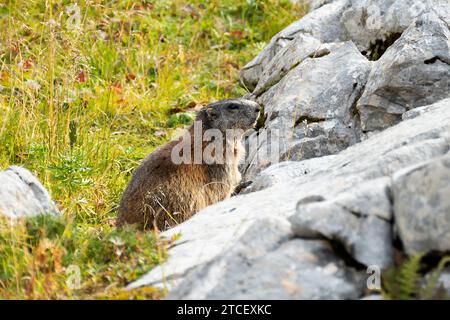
(117, 99), (260, 231)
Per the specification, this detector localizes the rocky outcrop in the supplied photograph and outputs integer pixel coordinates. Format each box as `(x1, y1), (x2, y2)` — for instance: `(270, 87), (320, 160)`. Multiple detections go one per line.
(0, 166), (59, 218)
(244, 41), (371, 178)
(130, 98), (450, 296)
(241, 0), (449, 91)
(242, 0), (450, 178)
(289, 177), (394, 268)
(357, 11), (450, 131)
(168, 219), (365, 299)
(130, 0), (450, 299)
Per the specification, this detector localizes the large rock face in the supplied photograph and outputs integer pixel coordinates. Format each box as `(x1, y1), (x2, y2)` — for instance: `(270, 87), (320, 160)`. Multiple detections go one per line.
(0, 166), (59, 218)
(130, 0), (450, 299)
(240, 0), (449, 91)
(130, 98), (450, 296)
(168, 219), (365, 300)
(357, 11), (450, 131)
(244, 41), (371, 178)
(239, 0), (350, 90)
(242, 0), (450, 178)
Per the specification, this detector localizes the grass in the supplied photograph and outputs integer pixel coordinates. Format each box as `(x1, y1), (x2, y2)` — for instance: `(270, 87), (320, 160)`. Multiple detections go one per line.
(0, 0), (308, 299)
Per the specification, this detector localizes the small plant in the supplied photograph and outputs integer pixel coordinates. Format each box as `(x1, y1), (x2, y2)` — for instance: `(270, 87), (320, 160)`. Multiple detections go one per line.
(48, 151), (94, 195)
(382, 253), (450, 300)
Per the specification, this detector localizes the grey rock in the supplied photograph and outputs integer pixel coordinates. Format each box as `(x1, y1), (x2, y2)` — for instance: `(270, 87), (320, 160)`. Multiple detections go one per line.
(127, 192), (299, 290)
(130, 98), (450, 291)
(333, 177), (393, 221)
(240, 0), (448, 91)
(392, 153), (450, 255)
(169, 220), (365, 299)
(244, 41), (371, 178)
(0, 166), (59, 218)
(402, 102), (444, 120)
(340, 0), (446, 51)
(357, 11), (450, 131)
(243, 4), (450, 177)
(239, 0), (350, 90)
(246, 157), (335, 193)
(290, 177), (394, 268)
(303, 0), (337, 11)
(253, 34), (322, 96)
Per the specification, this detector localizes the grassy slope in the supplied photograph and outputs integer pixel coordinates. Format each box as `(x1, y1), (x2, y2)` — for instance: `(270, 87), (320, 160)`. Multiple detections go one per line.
(0, 0), (307, 299)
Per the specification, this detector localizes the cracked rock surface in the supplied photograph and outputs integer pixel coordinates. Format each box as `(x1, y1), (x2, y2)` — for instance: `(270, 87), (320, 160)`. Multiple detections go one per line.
(130, 99), (450, 295)
(168, 218), (365, 300)
(130, 1), (450, 299)
(240, 0), (449, 91)
(244, 41), (371, 178)
(357, 11), (450, 131)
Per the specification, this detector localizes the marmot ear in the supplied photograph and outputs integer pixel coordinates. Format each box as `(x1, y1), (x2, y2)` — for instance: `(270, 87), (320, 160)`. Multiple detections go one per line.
(206, 107), (218, 119)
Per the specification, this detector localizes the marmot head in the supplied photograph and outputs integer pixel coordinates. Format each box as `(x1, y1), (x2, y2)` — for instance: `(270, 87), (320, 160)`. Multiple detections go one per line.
(198, 98), (261, 133)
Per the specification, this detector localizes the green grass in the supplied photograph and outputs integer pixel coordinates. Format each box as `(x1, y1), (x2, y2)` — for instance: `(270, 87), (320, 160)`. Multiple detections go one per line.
(0, 215), (169, 299)
(0, 0), (307, 299)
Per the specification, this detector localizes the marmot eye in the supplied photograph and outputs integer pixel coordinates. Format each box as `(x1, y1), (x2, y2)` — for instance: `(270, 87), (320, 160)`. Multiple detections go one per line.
(227, 104), (239, 110)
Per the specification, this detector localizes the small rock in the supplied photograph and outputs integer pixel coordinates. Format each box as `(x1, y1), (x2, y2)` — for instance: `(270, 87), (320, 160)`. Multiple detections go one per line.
(0, 166), (59, 218)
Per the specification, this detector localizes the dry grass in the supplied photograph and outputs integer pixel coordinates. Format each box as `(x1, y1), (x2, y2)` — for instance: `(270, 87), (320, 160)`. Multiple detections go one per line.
(0, 0), (308, 299)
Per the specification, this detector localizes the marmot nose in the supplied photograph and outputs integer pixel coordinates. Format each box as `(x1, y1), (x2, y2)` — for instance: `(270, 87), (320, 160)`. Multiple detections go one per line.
(254, 105), (261, 112)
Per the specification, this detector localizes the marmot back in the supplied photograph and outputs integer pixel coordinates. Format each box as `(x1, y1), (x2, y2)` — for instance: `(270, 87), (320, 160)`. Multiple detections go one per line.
(117, 98), (260, 231)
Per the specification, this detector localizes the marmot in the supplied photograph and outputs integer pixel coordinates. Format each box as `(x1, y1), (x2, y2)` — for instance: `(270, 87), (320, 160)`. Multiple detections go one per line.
(117, 98), (260, 231)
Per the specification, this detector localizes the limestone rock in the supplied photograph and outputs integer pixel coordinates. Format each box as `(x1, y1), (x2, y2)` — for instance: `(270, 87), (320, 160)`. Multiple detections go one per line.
(130, 98), (450, 292)
(169, 219), (365, 300)
(289, 178), (394, 268)
(0, 166), (59, 218)
(244, 41), (371, 178)
(239, 0), (350, 91)
(357, 12), (450, 131)
(392, 153), (450, 255)
(252, 34), (322, 96)
(402, 102), (445, 121)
